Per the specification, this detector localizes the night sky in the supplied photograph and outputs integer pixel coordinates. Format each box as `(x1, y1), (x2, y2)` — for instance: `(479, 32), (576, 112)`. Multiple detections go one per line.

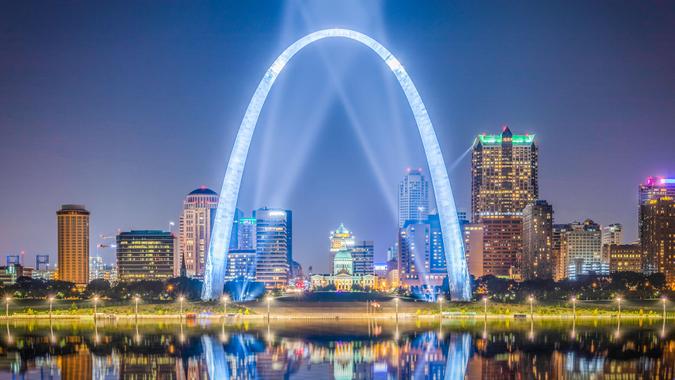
(1, 1), (673, 273)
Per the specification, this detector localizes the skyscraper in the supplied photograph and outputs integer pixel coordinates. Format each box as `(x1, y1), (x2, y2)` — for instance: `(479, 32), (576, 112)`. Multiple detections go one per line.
(601, 224), (623, 246)
(116, 230), (174, 282)
(427, 213), (446, 274)
(177, 187), (218, 278)
(57, 204), (90, 287)
(639, 177), (675, 206)
(471, 126), (538, 278)
(640, 197), (674, 286)
(522, 200), (554, 280)
(561, 220), (606, 280)
(463, 223), (485, 278)
(351, 240), (374, 276)
(398, 221), (429, 285)
(236, 217), (257, 250)
(398, 168), (430, 227)
(254, 208), (291, 289)
(552, 224), (572, 281)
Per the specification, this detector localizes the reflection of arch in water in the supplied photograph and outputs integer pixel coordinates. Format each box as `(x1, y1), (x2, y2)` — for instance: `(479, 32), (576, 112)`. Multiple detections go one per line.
(202, 28), (471, 301)
(444, 333), (471, 380)
(202, 336), (229, 379)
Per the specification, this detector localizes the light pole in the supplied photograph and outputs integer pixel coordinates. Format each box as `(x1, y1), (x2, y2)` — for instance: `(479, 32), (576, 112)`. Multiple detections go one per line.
(571, 296), (577, 320)
(134, 296), (140, 320)
(266, 296), (272, 321)
(48, 296), (54, 320)
(93, 296), (99, 320)
(438, 297), (444, 318)
(4, 297), (10, 318)
(178, 295), (185, 320)
(616, 296), (622, 320)
(394, 297), (399, 322)
(222, 295), (229, 318)
(528, 295), (534, 322)
(662, 296), (667, 321)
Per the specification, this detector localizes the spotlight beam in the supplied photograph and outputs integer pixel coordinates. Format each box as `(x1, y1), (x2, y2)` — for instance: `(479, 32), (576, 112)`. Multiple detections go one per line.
(202, 29), (471, 301)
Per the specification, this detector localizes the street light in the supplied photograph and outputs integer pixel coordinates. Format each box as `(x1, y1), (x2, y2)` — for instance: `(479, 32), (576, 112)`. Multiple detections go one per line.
(438, 297), (444, 318)
(48, 296), (55, 320)
(4, 297), (10, 318)
(134, 296), (140, 320)
(92, 296), (99, 320)
(266, 296), (272, 321)
(528, 295), (534, 321)
(616, 296), (622, 320)
(571, 296), (577, 320)
(394, 297), (399, 322)
(221, 295), (229, 317)
(178, 295), (185, 320)
(661, 296), (667, 321)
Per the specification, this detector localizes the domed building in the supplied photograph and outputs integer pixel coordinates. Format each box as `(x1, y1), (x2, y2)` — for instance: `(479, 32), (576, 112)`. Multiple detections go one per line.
(177, 186), (219, 278)
(311, 248), (375, 291)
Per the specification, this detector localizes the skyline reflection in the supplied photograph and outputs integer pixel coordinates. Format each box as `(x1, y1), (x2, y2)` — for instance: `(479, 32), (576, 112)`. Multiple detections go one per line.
(0, 320), (671, 379)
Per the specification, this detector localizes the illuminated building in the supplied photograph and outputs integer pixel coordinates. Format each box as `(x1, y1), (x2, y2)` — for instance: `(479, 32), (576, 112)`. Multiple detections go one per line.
(351, 240), (374, 276)
(398, 168), (430, 227)
(639, 177), (675, 274)
(310, 249), (376, 291)
(57, 204), (90, 287)
(397, 218), (446, 290)
(552, 224), (572, 281)
(601, 223), (623, 246)
(178, 187), (218, 278)
(0, 264), (32, 284)
(254, 208), (291, 289)
(89, 255), (105, 281)
(464, 223), (485, 277)
(427, 213), (446, 274)
(471, 127), (538, 278)
(237, 217), (257, 250)
(201, 29), (470, 301)
(640, 197), (675, 286)
(522, 200), (554, 280)
(561, 220), (606, 280)
(116, 230), (174, 282)
(329, 223), (355, 270)
(606, 243), (642, 273)
(224, 249), (256, 281)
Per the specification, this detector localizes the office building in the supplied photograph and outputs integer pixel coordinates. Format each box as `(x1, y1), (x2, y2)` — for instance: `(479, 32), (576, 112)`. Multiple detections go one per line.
(398, 168), (430, 227)
(224, 249), (256, 281)
(464, 223), (485, 278)
(116, 230), (174, 282)
(57, 204), (90, 287)
(606, 243), (642, 273)
(552, 224), (572, 281)
(236, 217), (257, 250)
(640, 197), (675, 287)
(351, 240), (374, 276)
(89, 256), (106, 281)
(639, 176), (675, 206)
(471, 127), (538, 278)
(522, 200), (554, 280)
(0, 264), (32, 285)
(255, 208), (291, 289)
(177, 187), (218, 278)
(561, 220), (606, 280)
(427, 213), (446, 274)
(601, 224), (623, 246)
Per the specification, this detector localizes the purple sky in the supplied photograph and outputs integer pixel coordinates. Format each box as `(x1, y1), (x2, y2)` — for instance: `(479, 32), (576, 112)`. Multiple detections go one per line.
(1, 1), (673, 273)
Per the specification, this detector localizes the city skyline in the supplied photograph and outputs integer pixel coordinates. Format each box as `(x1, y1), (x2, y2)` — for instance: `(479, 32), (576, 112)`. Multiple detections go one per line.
(1, 1), (674, 274)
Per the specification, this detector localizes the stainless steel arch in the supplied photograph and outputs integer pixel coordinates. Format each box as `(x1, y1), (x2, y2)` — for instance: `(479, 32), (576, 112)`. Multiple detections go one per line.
(202, 29), (471, 301)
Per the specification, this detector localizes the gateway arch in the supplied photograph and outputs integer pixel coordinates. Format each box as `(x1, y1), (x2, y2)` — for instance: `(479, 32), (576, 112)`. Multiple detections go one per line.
(202, 29), (471, 301)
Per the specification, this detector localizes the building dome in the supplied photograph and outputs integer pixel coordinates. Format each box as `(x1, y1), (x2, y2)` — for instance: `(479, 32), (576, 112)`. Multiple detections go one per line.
(188, 186), (218, 196)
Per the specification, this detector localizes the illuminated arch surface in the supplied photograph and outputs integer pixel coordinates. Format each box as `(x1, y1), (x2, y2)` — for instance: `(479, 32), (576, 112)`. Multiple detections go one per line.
(202, 29), (471, 301)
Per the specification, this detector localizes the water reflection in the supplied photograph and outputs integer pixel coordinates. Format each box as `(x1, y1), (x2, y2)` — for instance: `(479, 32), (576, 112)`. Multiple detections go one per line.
(0, 320), (672, 379)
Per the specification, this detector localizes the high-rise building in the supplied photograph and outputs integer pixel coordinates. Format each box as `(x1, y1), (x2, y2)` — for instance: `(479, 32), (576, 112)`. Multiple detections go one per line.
(224, 249), (256, 281)
(177, 187), (218, 278)
(89, 256), (105, 281)
(640, 197), (675, 287)
(57, 204), (90, 287)
(601, 224), (623, 246)
(236, 217), (257, 250)
(398, 168), (430, 227)
(351, 241), (374, 276)
(522, 200), (554, 280)
(464, 223), (485, 278)
(561, 220), (606, 280)
(471, 127), (538, 278)
(398, 221), (429, 284)
(639, 177), (675, 206)
(552, 224), (572, 281)
(254, 208), (291, 289)
(427, 213), (446, 274)
(116, 230), (174, 282)
(606, 243), (642, 273)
